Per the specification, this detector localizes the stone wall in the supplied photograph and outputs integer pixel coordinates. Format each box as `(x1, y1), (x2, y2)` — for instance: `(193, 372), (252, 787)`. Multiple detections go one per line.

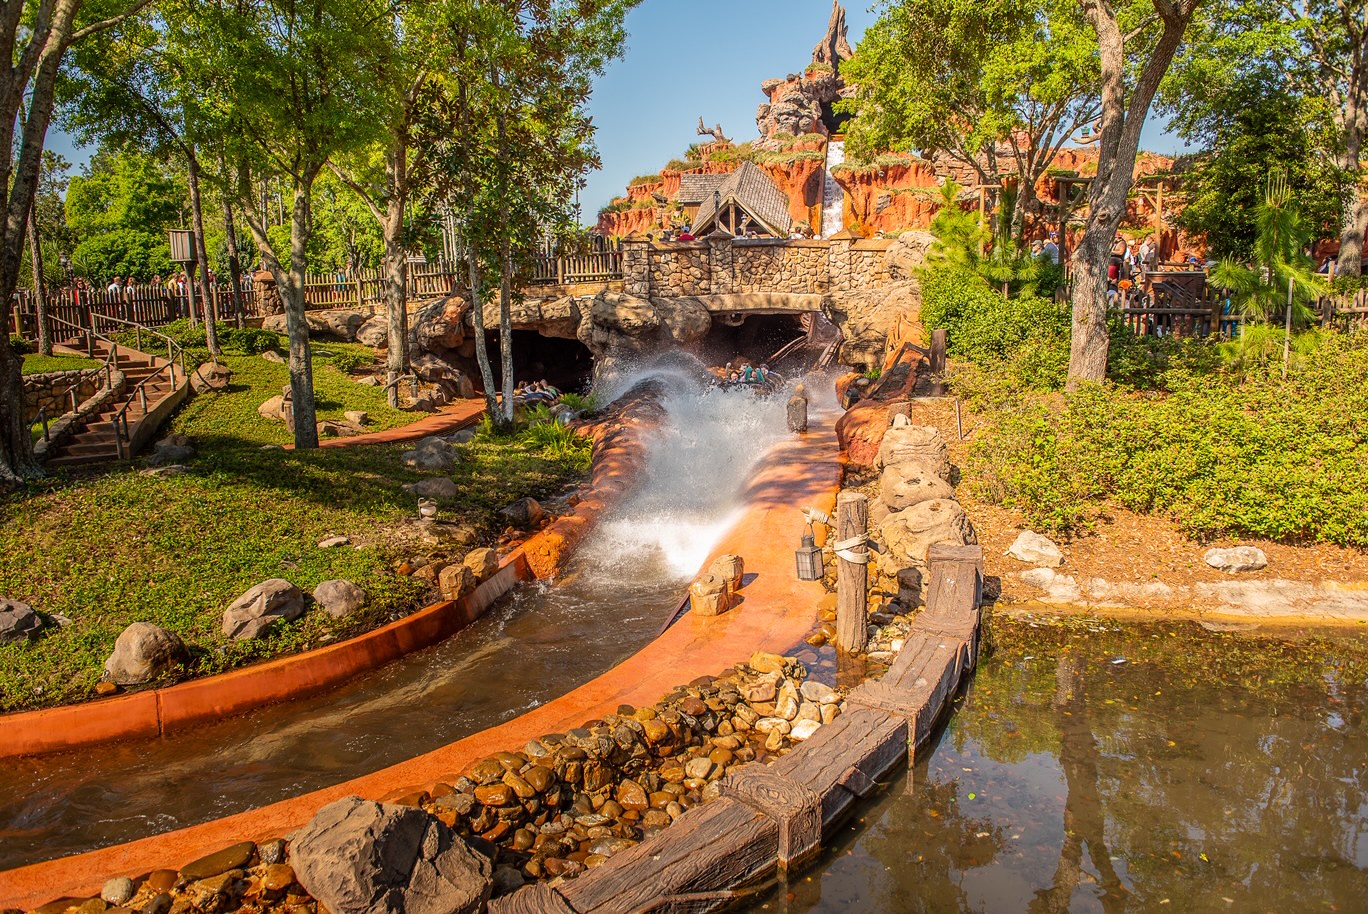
(733, 240), (829, 294)
(623, 235), (895, 300)
(23, 370), (99, 425)
(646, 243), (711, 297)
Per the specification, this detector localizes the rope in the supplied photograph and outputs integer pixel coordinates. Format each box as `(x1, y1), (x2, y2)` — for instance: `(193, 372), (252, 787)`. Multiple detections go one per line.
(833, 535), (869, 564)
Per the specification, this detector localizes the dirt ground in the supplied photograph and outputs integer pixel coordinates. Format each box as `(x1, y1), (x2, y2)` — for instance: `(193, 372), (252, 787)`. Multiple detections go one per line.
(885, 395), (1366, 615)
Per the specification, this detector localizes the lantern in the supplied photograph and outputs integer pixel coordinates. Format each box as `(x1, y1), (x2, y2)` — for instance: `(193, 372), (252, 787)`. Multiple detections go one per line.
(418, 498), (438, 521)
(795, 527), (823, 581)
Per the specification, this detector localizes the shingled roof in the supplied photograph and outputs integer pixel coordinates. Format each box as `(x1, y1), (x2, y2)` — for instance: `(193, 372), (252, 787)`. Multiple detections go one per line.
(688, 162), (793, 237)
(677, 173), (725, 205)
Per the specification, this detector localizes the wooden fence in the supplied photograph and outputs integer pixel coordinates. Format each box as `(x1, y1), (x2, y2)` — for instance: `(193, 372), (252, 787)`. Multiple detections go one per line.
(8, 252), (626, 340)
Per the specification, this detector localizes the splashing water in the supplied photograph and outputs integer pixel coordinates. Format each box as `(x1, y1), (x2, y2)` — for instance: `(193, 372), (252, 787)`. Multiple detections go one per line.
(582, 356), (790, 577)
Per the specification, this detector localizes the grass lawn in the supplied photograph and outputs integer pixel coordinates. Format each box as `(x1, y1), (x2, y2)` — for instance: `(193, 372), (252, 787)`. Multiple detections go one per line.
(0, 341), (591, 712)
(21, 353), (101, 375)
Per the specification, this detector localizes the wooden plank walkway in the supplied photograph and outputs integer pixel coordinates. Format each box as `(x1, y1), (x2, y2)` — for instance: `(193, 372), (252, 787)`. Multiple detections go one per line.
(285, 399), (487, 450)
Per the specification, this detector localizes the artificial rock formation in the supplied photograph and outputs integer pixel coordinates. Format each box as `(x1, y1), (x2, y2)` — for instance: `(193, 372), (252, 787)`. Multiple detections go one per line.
(103, 621), (189, 685)
(222, 579), (306, 640)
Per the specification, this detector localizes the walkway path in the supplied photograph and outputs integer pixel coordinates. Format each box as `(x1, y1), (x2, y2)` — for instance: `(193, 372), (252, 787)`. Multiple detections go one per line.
(0, 408), (842, 908)
(292, 398), (486, 450)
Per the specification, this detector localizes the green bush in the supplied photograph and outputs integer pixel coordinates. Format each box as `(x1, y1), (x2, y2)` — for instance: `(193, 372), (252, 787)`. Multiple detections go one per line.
(965, 330), (1366, 546)
(219, 327), (282, 355)
(323, 348), (374, 373)
(9, 335), (32, 356)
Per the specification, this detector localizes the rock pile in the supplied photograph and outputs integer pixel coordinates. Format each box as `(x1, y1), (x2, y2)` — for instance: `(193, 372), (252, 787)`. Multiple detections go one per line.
(26, 655), (846, 914)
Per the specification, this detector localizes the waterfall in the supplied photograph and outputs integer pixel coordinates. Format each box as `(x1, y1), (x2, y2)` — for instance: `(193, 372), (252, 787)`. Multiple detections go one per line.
(820, 138), (846, 239)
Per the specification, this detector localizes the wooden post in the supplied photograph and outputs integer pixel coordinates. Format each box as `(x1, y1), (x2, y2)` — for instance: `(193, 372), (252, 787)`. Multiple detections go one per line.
(929, 328), (947, 374)
(835, 491), (869, 653)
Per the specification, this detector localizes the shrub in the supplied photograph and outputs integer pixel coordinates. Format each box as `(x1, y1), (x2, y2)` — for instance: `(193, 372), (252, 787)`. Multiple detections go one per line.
(964, 331), (1367, 546)
(9, 335), (32, 356)
(219, 327), (282, 355)
(323, 349), (373, 373)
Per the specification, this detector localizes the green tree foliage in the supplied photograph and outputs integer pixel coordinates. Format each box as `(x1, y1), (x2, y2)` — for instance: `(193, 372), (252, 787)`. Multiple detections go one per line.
(419, 0), (637, 426)
(1159, 0), (1366, 277)
(64, 147), (184, 240)
(64, 147), (184, 282)
(1174, 85), (1343, 260)
(1208, 173), (1329, 324)
(840, 0), (1100, 227)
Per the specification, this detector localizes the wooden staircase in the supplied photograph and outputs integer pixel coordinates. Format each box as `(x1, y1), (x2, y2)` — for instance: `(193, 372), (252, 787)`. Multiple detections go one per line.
(44, 337), (186, 468)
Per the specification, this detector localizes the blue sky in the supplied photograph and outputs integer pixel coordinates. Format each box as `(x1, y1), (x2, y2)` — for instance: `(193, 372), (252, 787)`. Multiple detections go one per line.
(45, 0), (1189, 220)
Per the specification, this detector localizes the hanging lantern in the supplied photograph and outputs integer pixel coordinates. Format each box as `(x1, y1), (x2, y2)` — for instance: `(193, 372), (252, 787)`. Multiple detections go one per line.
(795, 527), (823, 581)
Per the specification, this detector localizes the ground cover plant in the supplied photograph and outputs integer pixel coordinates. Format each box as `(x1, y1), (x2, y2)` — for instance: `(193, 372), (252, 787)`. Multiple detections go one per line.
(19, 352), (101, 374)
(922, 269), (1366, 548)
(0, 333), (593, 711)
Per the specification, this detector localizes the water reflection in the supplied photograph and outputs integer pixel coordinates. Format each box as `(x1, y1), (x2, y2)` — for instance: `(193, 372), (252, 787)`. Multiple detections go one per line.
(750, 618), (1367, 914)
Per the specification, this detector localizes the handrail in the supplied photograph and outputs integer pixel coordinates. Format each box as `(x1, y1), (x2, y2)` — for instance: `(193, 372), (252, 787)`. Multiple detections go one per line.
(88, 314), (191, 460)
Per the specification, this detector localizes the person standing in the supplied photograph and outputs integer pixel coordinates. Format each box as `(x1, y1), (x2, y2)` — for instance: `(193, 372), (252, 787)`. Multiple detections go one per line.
(1043, 232), (1060, 263)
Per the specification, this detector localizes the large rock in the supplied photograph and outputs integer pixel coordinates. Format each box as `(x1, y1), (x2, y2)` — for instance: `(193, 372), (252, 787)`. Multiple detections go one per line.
(1007, 530), (1065, 567)
(222, 579), (306, 640)
(290, 796), (492, 914)
(411, 296), (471, 354)
(263, 309), (366, 342)
(356, 317), (389, 348)
(410, 353), (476, 401)
(880, 498), (976, 568)
(0, 599), (42, 645)
(190, 363), (233, 393)
(591, 292), (660, 336)
(652, 297), (711, 344)
(147, 435), (196, 467)
(404, 477), (461, 501)
(499, 497), (544, 530)
(876, 419), (951, 480)
(314, 580), (367, 618)
(462, 548), (500, 583)
(103, 622), (188, 685)
(402, 437), (458, 471)
(1203, 546), (1268, 574)
(880, 460), (955, 511)
(259, 395), (286, 422)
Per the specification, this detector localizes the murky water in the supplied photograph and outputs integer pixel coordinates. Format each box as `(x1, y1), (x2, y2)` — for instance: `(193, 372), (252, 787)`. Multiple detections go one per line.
(0, 365), (792, 868)
(746, 615), (1367, 914)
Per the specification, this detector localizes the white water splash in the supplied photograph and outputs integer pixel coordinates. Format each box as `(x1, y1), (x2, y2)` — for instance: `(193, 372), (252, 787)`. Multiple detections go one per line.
(580, 359), (790, 577)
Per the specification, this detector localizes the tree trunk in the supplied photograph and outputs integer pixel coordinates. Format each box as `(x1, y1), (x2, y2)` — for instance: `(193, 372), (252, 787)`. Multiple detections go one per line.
(1067, 0), (1196, 387)
(381, 143), (410, 408)
(1337, 9), (1366, 278)
(221, 195), (246, 328)
(283, 184), (319, 449)
(187, 151), (221, 358)
(498, 238), (515, 428)
(466, 247), (499, 419)
(26, 207), (51, 356)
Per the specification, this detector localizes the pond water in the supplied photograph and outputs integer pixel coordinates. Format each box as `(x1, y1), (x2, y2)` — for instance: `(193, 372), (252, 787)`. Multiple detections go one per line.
(746, 614), (1366, 914)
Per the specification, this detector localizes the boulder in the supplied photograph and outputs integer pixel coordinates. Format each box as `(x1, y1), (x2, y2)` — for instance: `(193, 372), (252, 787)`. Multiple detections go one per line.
(462, 548), (500, 583)
(876, 420), (951, 479)
(103, 622), (188, 685)
(1006, 530), (1065, 567)
(258, 395), (286, 421)
(222, 579), (306, 640)
(318, 535), (350, 548)
(591, 292), (659, 336)
(147, 440), (196, 466)
(1203, 546), (1268, 574)
(190, 363), (233, 393)
(264, 309), (366, 342)
(499, 497), (544, 530)
(438, 564), (477, 601)
(411, 296), (471, 354)
(401, 437), (457, 471)
(0, 599), (42, 645)
(404, 477), (461, 501)
(834, 400), (893, 467)
(314, 580), (367, 618)
(261, 349), (286, 364)
(318, 420), (364, 439)
(345, 410), (370, 427)
(290, 796), (492, 914)
(880, 461), (955, 511)
(880, 499), (976, 568)
(356, 317), (388, 348)
(652, 297), (711, 344)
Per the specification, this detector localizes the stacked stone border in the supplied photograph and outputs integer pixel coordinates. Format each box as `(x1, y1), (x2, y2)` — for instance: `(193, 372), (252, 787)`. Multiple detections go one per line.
(486, 543), (982, 914)
(0, 393), (658, 761)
